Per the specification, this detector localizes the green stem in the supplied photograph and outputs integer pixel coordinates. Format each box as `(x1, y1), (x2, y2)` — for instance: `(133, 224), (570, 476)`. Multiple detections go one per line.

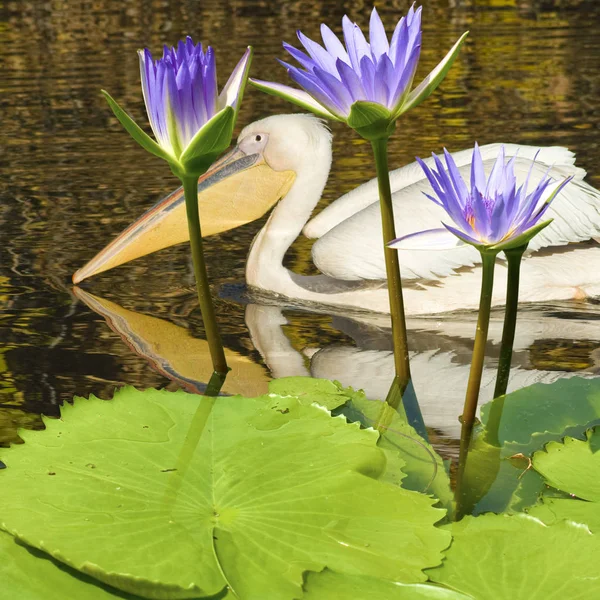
(182, 176), (229, 392)
(454, 418), (475, 520)
(493, 245), (527, 399)
(462, 251), (498, 428)
(370, 138), (411, 391)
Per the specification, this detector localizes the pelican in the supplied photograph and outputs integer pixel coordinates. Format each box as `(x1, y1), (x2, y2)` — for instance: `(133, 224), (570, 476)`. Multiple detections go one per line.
(73, 114), (600, 315)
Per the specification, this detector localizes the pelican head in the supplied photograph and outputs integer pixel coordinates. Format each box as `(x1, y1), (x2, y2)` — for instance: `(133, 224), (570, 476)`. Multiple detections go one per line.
(72, 113), (331, 284)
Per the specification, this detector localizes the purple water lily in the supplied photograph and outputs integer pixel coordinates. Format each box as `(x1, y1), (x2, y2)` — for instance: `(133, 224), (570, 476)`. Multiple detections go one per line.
(391, 144), (573, 251)
(250, 6), (468, 123)
(137, 37), (252, 159)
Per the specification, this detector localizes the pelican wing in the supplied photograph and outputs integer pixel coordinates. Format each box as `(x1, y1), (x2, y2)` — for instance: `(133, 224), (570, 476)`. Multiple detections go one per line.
(311, 149), (600, 281)
(303, 143), (581, 239)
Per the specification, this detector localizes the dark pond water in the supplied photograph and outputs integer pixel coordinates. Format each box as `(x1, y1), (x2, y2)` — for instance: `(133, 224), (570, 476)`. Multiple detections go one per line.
(2, 0), (600, 457)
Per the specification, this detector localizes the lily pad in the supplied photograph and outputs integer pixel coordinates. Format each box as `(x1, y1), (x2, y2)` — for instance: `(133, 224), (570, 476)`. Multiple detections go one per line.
(336, 391), (453, 511)
(466, 379), (600, 516)
(427, 513), (600, 599)
(0, 529), (139, 600)
(533, 427), (600, 501)
(301, 569), (469, 599)
(528, 498), (600, 533)
(0, 387), (449, 600)
(480, 378), (600, 447)
(266, 377), (355, 411)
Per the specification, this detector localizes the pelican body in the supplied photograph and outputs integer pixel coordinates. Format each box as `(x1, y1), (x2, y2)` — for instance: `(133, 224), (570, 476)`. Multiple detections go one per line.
(74, 114), (600, 314)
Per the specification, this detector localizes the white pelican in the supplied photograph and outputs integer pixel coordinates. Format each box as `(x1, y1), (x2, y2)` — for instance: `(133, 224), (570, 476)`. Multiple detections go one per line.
(73, 114), (600, 315)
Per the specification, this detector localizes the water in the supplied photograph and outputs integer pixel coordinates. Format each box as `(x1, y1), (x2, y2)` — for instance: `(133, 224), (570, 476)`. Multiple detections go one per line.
(2, 0), (600, 457)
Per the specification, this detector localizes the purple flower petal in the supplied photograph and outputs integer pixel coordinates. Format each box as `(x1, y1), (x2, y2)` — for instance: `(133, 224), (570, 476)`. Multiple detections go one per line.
(418, 142), (572, 248)
(351, 20), (373, 66)
(485, 145), (506, 199)
(137, 38), (248, 158)
(369, 8), (389, 60)
(389, 39), (421, 110)
(269, 6), (438, 117)
(443, 222), (482, 247)
(374, 54), (393, 106)
(283, 42), (317, 72)
(321, 24), (350, 64)
(443, 148), (469, 204)
(470, 143), (486, 194)
(288, 65), (349, 117)
(359, 55), (377, 100)
(390, 14), (409, 69)
(297, 30), (338, 75)
(313, 66), (353, 114)
(389, 227), (465, 250)
(342, 15), (361, 72)
(336, 58), (366, 101)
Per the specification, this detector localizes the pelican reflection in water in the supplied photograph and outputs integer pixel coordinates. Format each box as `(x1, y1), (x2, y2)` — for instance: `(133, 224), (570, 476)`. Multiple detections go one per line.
(74, 114), (600, 314)
(74, 289), (599, 439)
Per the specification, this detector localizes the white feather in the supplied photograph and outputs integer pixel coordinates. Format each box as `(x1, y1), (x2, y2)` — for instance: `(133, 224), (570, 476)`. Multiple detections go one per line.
(304, 143), (582, 240)
(310, 146), (599, 282)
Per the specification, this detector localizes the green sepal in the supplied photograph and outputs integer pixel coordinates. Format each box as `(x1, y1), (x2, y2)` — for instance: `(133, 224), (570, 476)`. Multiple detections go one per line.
(225, 47), (254, 123)
(347, 101), (395, 141)
(249, 79), (343, 121)
(488, 219), (553, 252)
(397, 31), (469, 117)
(179, 106), (236, 177)
(101, 90), (176, 164)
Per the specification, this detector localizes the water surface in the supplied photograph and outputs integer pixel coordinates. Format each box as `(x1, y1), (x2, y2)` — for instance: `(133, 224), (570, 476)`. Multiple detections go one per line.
(2, 0), (600, 457)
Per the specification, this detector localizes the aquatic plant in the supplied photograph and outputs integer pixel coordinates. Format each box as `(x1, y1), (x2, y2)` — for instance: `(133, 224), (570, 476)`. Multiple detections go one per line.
(251, 6), (468, 405)
(0, 382), (450, 599)
(101, 39), (253, 390)
(390, 144), (572, 430)
(3, 378), (600, 598)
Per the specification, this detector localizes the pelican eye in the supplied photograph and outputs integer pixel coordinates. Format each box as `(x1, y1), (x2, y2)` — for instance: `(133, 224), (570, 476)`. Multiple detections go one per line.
(255, 135), (262, 142)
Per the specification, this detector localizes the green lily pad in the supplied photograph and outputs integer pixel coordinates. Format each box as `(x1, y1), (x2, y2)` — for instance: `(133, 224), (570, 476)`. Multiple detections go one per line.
(466, 379), (600, 516)
(528, 497), (600, 533)
(427, 513), (600, 599)
(336, 392), (453, 511)
(301, 569), (469, 599)
(533, 427), (600, 501)
(0, 530), (140, 600)
(480, 378), (600, 447)
(456, 433), (546, 517)
(0, 387), (449, 600)
(527, 428), (600, 534)
(266, 377), (355, 411)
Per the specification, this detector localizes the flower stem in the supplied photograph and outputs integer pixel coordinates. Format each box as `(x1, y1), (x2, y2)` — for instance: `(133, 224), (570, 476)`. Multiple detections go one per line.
(182, 176), (229, 392)
(454, 417), (475, 520)
(370, 137), (412, 391)
(493, 245), (527, 399)
(462, 251), (498, 427)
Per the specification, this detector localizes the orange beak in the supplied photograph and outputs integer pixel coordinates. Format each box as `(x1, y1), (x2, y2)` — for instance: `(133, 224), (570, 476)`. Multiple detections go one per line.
(72, 147), (295, 283)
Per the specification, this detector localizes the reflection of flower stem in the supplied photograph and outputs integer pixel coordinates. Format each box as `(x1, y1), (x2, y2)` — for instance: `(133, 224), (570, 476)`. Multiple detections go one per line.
(462, 251), (498, 427)
(493, 245), (527, 399)
(162, 394), (216, 508)
(370, 138), (412, 392)
(380, 376), (428, 442)
(182, 176), (229, 392)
